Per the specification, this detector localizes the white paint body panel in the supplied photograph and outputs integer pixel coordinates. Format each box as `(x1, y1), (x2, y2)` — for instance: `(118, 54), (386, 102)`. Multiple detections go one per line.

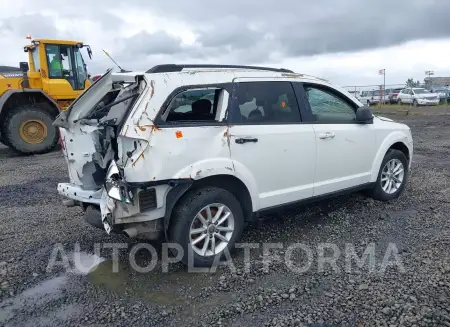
(228, 124), (316, 209)
(312, 123), (376, 195)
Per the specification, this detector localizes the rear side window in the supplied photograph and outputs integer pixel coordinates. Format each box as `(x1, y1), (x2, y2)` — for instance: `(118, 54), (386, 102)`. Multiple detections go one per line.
(230, 81), (301, 124)
(164, 88), (224, 122)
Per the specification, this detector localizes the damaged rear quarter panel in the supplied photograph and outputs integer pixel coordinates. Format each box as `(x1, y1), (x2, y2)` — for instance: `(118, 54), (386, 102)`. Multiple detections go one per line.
(117, 73), (237, 183)
(122, 125), (235, 183)
(116, 72), (260, 212)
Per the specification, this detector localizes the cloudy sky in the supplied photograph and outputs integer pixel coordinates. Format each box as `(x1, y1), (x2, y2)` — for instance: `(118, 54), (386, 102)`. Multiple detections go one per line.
(1, 0), (449, 89)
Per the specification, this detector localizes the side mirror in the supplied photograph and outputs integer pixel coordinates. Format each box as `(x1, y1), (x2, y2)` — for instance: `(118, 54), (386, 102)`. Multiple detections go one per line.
(85, 45), (93, 59)
(19, 62), (29, 73)
(355, 106), (373, 124)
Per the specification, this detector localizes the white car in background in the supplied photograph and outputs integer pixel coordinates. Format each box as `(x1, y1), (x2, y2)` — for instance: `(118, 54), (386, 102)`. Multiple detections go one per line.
(386, 88), (404, 104)
(358, 90), (388, 106)
(397, 88), (439, 106)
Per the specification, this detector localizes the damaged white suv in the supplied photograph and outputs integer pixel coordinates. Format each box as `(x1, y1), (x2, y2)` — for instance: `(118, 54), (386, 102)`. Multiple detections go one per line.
(55, 64), (413, 267)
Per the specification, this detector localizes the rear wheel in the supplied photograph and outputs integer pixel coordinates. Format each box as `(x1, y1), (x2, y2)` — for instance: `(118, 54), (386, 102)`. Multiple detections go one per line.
(169, 187), (245, 267)
(2, 104), (58, 154)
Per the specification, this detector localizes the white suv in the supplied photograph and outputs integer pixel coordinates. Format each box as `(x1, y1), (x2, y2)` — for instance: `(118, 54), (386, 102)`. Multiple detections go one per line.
(54, 64), (413, 267)
(397, 88), (440, 106)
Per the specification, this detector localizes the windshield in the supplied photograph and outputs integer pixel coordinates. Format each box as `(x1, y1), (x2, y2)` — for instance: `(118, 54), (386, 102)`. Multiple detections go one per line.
(413, 89), (429, 94)
(31, 48), (40, 71)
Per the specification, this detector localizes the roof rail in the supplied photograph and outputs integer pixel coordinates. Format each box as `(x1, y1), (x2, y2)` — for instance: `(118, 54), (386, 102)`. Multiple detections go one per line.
(145, 64), (294, 74)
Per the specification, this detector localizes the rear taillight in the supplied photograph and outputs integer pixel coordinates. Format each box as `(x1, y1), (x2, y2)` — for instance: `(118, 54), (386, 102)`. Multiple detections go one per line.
(92, 75), (101, 81)
(393, 93), (398, 96)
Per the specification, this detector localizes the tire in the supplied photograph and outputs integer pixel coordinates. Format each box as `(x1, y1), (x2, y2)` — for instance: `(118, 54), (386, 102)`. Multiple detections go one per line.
(413, 99), (418, 107)
(398, 99), (402, 105)
(169, 187), (245, 267)
(368, 149), (409, 202)
(2, 104), (58, 155)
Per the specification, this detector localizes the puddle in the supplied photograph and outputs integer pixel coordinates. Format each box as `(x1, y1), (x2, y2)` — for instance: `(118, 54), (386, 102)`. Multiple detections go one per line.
(0, 251), (105, 324)
(87, 258), (241, 319)
(69, 251), (106, 275)
(88, 259), (217, 306)
(0, 275), (68, 323)
(21, 304), (82, 327)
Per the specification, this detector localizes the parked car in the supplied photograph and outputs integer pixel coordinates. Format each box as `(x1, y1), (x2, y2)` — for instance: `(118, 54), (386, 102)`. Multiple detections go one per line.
(358, 90), (388, 106)
(430, 87), (449, 104)
(55, 64), (413, 267)
(397, 88), (439, 106)
(386, 88), (404, 104)
(358, 90), (378, 106)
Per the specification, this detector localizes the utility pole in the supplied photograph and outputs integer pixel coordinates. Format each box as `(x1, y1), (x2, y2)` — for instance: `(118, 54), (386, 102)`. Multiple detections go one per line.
(425, 70), (434, 88)
(379, 69), (386, 105)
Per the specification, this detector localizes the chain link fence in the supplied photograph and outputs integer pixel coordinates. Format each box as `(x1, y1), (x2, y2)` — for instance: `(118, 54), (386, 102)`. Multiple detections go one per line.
(342, 83), (449, 105)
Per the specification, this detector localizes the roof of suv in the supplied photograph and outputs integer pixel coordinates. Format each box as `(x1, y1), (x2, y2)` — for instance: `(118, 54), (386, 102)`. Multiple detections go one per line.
(135, 64), (330, 86)
(146, 64), (294, 74)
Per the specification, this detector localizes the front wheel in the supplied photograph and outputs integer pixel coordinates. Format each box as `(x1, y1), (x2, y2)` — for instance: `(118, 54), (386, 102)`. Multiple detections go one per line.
(2, 104), (58, 155)
(169, 187), (244, 267)
(368, 149), (409, 202)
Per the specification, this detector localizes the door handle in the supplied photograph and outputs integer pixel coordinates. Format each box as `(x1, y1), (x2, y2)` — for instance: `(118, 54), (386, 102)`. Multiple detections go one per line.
(318, 132), (335, 139)
(235, 137), (258, 144)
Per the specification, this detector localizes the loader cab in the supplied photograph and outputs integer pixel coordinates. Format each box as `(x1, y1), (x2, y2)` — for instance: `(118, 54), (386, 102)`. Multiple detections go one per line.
(25, 39), (92, 108)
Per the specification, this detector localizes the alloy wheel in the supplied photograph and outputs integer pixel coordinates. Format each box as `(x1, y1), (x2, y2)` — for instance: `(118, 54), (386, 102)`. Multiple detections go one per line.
(189, 203), (235, 257)
(381, 159), (405, 194)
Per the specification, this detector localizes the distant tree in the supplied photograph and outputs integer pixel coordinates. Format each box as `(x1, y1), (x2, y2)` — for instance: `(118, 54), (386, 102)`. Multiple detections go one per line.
(406, 78), (420, 87)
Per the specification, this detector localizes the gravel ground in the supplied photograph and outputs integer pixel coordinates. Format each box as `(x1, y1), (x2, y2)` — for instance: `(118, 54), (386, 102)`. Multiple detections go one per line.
(0, 114), (449, 327)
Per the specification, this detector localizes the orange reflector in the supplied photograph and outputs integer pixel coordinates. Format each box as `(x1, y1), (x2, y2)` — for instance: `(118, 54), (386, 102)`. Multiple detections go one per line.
(175, 130), (183, 138)
(281, 101), (286, 108)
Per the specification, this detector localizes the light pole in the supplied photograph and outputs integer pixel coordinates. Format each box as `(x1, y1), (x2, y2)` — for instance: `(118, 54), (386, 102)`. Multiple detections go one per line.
(379, 69), (386, 105)
(425, 70), (434, 78)
(425, 70), (434, 88)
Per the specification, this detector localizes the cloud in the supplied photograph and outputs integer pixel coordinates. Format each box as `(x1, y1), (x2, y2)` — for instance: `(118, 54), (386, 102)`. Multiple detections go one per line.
(0, 0), (449, 84)
(0, 14), (59, 39)
(180, 0), (450, 57)
(119, 31), (183, 57)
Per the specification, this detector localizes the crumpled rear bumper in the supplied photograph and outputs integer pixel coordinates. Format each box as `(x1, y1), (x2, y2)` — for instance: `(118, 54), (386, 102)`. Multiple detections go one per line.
(57, 183), (102, 205)
(57, 181), (170, 236)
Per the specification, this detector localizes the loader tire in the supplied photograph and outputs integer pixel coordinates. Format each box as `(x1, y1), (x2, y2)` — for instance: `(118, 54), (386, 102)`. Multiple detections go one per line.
(2, 104), (58, 155)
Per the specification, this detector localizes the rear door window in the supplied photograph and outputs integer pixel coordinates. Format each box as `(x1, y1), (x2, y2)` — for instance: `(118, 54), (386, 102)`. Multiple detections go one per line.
(229, 81), (301, 124)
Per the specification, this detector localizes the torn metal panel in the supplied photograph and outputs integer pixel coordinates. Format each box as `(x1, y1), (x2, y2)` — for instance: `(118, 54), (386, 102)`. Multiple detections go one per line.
(121, 125), (235, 183)
(100, 189), (114, 234)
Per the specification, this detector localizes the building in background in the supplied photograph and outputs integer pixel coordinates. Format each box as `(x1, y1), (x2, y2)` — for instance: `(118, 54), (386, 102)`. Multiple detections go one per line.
(424, 77), (450, 87)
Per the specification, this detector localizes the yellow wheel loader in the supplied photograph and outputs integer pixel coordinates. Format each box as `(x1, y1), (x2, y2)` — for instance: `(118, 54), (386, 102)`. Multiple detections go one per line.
(0, 37), (94, 154)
